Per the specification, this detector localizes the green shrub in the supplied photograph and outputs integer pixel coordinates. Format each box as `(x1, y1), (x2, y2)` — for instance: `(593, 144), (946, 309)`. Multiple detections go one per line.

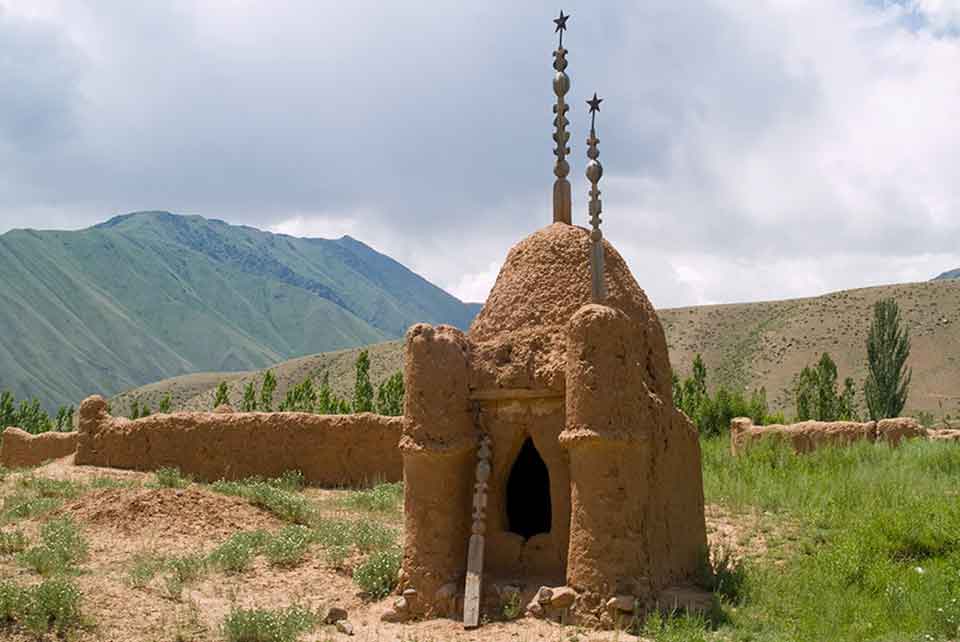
(0, 580), (20, 621)
(210, 475), (314, 524)
(696, 548), (747, 605)
(264, 525), (312, 568)
(352, 521), (397, 552)
(325, 544), (350, 568)
(20, 577), (83, 635)
(208, 531), (270, 574)
(673, 355), (776, 435)
(0, 578), (83, 635)
(0, 529), (28, 555)
(153, 467), (191, 489)
(2, 494), (60, 521)
(353, 547), (401, 599)
(501, 590), (523, 620)
(18, 517), (87, 575)
(221, 605), (317, 642)
(341, 482), (403, 513)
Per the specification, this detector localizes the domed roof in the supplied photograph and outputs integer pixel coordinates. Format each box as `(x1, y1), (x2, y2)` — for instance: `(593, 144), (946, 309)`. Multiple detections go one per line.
(467, 223), (672, 399)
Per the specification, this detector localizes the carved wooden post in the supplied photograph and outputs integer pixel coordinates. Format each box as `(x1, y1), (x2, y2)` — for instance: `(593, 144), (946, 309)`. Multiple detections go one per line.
(463, 430), (492, 629)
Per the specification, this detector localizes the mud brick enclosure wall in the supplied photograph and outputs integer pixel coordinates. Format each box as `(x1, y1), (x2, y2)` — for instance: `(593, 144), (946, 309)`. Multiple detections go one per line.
(73, 396), (403, 486)
(0, 427), (79, 468)
(730, 417), (925, 455)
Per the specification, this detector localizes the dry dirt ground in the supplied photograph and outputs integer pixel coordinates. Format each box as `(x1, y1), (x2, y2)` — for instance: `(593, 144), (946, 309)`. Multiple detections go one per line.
(115, 280), (960, 420)
(0, 459), (777, 642)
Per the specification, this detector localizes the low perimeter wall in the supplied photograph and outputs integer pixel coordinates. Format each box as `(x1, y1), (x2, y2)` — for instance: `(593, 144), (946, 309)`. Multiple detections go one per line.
(0, 427), (79, 468)
(730, 417), (925, 455)
(74, 395), (403, 486)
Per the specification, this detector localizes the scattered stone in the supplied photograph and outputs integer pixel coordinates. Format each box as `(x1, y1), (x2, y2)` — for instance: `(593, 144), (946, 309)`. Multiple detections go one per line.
(537, 586), (554, 604)
(213, 404), (234, 414)
(525, 599), (545, 618)
(549, 586), (577, 609)
(336, 620), (354, 636)
(324, 606), (348, 624)
(606, 594), (636, 612)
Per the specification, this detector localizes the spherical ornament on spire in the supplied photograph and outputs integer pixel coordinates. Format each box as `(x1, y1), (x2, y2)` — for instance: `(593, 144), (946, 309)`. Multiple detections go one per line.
(586, 158), (603, 184)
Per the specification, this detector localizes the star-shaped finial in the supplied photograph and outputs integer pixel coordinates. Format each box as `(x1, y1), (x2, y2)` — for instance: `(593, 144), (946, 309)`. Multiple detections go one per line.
(587, 92), (603, 113)
(554, 11), (570, 34)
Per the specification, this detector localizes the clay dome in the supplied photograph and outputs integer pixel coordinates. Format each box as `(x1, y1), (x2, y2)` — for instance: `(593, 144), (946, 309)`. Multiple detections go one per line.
(467, 223), (672, 399)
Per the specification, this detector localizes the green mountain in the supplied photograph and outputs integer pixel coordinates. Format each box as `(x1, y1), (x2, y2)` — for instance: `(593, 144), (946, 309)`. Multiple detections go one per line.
(0, 211), (478, 410)
(934, 268), (960, 280)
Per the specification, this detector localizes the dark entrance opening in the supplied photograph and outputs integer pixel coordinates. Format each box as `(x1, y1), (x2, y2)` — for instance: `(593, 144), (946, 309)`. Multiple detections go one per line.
(506, 437), (552, 540)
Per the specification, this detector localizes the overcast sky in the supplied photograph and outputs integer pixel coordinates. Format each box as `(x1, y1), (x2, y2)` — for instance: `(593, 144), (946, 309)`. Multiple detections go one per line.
(1, 0), (959, 308)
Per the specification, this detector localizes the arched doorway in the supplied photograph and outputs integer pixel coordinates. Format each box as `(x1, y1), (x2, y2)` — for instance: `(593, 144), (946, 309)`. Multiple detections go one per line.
(506, 437), (552, 540)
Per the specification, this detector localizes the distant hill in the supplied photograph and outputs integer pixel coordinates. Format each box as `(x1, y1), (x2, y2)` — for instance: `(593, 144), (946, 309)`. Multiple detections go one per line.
(119, 280), (960, 420)
(934, 268), (960, 281)
(0, 211), (478, 410)
(662, 280), (960, 417)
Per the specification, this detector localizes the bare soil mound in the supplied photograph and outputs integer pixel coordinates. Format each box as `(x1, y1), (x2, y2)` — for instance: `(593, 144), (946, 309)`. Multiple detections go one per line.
(59, 486), (281, 538)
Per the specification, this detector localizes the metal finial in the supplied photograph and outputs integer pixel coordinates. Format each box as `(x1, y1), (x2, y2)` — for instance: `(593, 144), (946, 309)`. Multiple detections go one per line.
(552, 11), (572, 225)
(586, 93), (606, 302)
(554, 11), (570, 47)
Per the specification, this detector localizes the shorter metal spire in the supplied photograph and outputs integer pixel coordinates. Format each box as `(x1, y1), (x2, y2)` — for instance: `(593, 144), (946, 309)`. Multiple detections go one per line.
(586, 93), (606, 302)
(551, 11), (572, 225)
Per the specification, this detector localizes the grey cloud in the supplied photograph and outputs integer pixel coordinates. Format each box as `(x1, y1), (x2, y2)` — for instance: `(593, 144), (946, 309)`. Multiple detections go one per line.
(0, 1), (958, 307)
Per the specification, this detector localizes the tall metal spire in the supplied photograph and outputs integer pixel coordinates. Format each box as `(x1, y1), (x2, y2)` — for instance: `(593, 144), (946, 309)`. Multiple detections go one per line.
(586, 92), (606, 302)
(552, 11), (572, 225)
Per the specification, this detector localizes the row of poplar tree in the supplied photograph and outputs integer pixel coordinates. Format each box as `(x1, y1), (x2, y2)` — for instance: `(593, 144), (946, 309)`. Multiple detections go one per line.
(209, 349), (405, 417)
(673, 298), (913, 435)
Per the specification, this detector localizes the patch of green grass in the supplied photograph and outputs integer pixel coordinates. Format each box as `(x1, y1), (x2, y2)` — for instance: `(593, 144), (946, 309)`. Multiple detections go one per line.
(90, 476), (136, 490)
(639, 611), (711, 642)
(351, 520), (397, 552)
(313, 518), (396, 553)
(208, 530), (270, 574)
(2, 475), (86, 523)
(163, 553), (208, 601)
(17, 517), (87, 576)
(0, 577), (84, 635)
(700, 436), (960, 641)
(210, 475), (314, 524)
(0, 466), (8, 482)
(353, 547), (401, 600)
(264, 525), (312, 568)
(0, 529), (28, 555)
(221, 604), (318, 642)
(17, 475), (83, 499)
(2, 493), (60, 522)
(152, 467), (192, 489)
(127, 552), (166, 588)
(340, 482), (403, 513)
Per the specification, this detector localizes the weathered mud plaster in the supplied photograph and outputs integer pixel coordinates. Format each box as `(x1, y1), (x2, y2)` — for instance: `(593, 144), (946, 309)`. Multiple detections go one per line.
(387, 223), (708, 626)
(0, 427), (78, 468)
(74, 395), (402, 486)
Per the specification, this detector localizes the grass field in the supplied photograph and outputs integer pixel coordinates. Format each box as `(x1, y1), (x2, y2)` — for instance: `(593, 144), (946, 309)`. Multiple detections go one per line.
(0, 439), (958, 641)
(694, 437), (960, 642)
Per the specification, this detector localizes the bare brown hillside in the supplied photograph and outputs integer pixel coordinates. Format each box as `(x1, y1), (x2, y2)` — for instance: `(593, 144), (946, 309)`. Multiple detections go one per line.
(114, 280), (960, 420)
(662, 280), (960, 417)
